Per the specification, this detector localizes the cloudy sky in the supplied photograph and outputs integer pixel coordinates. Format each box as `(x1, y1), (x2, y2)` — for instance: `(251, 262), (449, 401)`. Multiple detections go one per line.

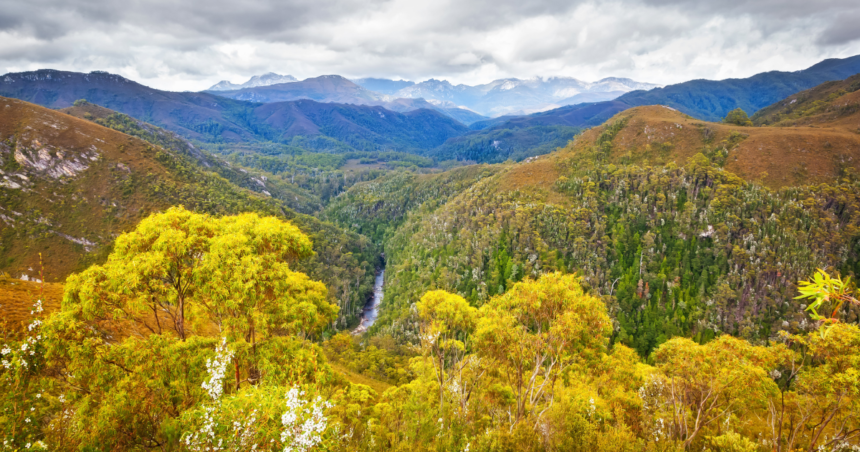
(1, 0), (859, 91)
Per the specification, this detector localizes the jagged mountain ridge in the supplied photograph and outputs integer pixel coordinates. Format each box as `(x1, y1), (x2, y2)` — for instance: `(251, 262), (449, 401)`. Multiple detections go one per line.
(392, 76), (660, 116)
(207, 75), (489, 124)
(208, 72), (298, 91)
(0, 69), (549, 162)
(465, 54), (860, 135)
(210, 75), (380, 104)
(207, 74), (658, 120)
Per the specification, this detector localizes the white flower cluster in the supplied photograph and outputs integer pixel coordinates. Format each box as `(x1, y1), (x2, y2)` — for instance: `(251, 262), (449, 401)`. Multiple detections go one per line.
(184, 338), (234, 452)
(1, 345), (10, 370)
(420, 330), (440, 346)
(1, 300), (44, 371)
(1, 300), (46, 450)
(202, 338), (234, 402)
(184, 339), (334, 452)
(280, 387), (332, 452)
(231, 410), (258, 450)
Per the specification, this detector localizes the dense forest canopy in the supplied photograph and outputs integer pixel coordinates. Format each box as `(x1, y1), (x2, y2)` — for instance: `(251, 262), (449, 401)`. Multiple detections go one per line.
(3, 66), (860, 451)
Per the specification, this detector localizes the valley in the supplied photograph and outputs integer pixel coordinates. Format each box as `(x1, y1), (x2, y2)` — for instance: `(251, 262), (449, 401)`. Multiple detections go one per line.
(2, 56), (860, 451)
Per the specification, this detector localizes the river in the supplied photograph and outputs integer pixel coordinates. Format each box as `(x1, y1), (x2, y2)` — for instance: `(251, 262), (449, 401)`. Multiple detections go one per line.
(353, 269), (384, 335)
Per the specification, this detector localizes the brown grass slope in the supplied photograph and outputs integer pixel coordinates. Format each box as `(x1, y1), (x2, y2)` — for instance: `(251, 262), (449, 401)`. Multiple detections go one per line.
(0, 96), (287, 281)
(0, 275), (63, 336)
(559, 103), (860, 189)
(58, 101), (324, 214)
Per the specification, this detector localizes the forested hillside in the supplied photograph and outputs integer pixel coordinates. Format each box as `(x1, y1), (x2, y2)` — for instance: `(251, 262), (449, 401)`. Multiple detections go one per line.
(60, 100), (324, 213)
(752, 72), (860, 127)
(336, 99), (860, 354)
(322, 165), (504, 242)
(0, 97), (377, 327)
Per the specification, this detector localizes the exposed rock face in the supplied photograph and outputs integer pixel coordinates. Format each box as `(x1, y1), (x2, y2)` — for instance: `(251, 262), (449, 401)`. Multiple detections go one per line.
(13, 145), (98, 180)
(0, 107), (101, 188)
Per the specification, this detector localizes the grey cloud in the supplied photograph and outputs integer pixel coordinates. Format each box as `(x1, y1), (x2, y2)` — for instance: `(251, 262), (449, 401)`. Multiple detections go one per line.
(0, 0), (390, 41)
(0, 0), (858, 91)
(817, 11), (860, 45)
(639, 0), (858, 19)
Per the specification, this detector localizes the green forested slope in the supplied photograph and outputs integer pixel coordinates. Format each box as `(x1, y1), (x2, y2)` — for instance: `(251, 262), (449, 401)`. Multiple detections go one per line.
(378, 159), (860, 353)
(322, 165), (504, 242)
(358, 109), (860, 354)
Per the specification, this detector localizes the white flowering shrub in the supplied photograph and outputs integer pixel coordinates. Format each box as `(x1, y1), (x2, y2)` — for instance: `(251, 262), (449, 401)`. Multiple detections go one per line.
(183, 338), (235, 451)
(181, 338), (334, 452)
(0, 300), (50, 450)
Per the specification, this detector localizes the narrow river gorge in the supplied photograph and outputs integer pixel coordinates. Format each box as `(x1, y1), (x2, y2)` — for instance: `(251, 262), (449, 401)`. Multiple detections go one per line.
(353, 267), (385, 334)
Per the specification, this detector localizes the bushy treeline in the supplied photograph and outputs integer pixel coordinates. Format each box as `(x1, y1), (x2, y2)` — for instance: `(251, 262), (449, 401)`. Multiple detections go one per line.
(3, 233), (858, 451)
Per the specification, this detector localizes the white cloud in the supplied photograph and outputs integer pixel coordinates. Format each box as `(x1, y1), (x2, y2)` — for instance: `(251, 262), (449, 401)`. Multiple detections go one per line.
(0, 0), (858, 91)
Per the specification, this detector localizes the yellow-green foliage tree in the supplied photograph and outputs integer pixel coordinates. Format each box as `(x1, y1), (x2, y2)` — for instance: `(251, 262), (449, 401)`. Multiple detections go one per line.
(63, 206), (334, 342)
(474, 273), (613, 424)
(781, 323), (860, 451)
(25, 207), (340, 450)
(416, 290), (478, 415)
(646, 336), (790, 448)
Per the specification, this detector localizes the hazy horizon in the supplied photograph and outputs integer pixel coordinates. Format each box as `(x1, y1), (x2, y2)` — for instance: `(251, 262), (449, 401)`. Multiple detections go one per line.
(1, 0), (859, 91)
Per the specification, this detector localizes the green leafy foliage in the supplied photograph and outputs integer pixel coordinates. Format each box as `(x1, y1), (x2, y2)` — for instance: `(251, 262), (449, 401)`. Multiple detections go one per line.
(323, 165), (504, 242)
(795, 269), (860, 320)
(722, 108), (753, 126)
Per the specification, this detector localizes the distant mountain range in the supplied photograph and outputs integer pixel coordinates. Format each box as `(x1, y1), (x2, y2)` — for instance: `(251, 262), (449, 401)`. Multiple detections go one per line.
(351, 78), (415, 95)
(3, 54), (860, 165)
(0, 69), (467, 152)
(386, 76), (660, 117)
(470, 55), (860, 133)
(616, 56), (860, 121)
(207, 75), (489, 125)
(208, 72), (298, 91)
(208, 74), (659, 120)
(212, 75), (378, 104)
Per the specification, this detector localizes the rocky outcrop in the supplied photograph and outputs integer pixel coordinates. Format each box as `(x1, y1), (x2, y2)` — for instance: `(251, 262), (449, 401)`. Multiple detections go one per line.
(10, 142), (98, 181)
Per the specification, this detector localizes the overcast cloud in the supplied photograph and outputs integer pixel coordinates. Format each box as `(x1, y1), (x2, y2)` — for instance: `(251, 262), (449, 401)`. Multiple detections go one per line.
(0, 0), (858, 91)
